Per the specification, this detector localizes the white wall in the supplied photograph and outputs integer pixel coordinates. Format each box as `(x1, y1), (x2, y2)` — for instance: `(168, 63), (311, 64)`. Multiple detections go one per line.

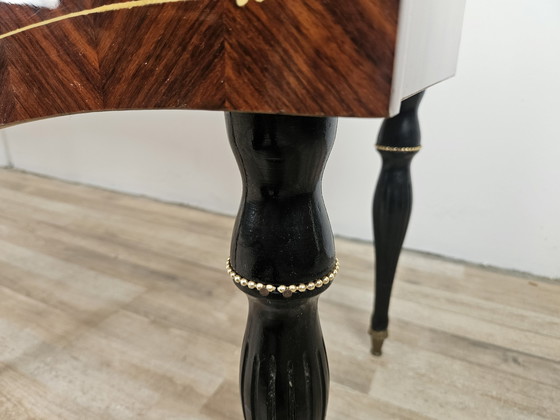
(2, 0), (559, 279)
(0, 131), (10, 167)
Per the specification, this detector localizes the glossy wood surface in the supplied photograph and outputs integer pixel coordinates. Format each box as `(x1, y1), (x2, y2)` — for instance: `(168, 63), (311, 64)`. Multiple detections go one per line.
(0, 0), (224, 126)
(227, 113), (337, 289)
(371, 92), (423, 355)
(227, 113), (336, 418)
(0, 0), (400, 126)
(226, 0), (399, 117)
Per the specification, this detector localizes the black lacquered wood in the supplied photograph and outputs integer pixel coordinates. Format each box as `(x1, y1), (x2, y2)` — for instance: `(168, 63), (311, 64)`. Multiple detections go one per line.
(240, 296), (329, 420)
(226, 112), (337, 419)
(371, 92), (424, 355)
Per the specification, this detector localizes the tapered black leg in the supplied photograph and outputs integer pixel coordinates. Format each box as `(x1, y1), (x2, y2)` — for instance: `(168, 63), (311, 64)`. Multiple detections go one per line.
(226, 112), (338, 419)
(370, 92), (424, 356)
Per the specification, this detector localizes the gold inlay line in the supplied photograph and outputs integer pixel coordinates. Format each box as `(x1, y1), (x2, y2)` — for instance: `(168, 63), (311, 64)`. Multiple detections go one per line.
(0, 0), (190, 40)
(236, 0), (265, 6)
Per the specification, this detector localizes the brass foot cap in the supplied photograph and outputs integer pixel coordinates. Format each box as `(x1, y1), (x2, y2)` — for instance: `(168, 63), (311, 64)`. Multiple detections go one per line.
(368, 329), (388, 357)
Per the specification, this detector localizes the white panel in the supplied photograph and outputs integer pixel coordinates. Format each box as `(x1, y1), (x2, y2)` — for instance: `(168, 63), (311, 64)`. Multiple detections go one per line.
(0, 0), (60, 8)
(390, 0), (466, 115)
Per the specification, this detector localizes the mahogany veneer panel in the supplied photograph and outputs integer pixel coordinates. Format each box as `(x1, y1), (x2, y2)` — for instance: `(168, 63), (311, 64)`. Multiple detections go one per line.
(0, 0), (224, 125)
(226, 0), (399, 117)
(96, 1), (224, 110)
(0, 0), (400, 126)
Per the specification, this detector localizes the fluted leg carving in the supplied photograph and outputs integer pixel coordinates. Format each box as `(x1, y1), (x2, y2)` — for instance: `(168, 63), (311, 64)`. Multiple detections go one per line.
(226, 112), (337, 419)
(370, 92), (424, 356)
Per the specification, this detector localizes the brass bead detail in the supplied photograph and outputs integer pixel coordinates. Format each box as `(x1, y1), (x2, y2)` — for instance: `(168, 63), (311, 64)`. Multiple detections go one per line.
(376, 145), (422, 153)
(227, 258), (340, 298)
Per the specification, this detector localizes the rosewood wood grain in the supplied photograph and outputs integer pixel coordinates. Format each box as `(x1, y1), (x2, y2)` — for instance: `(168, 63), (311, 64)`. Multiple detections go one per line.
(225, 0), (399, 117)
(0, 0), (400, 126)
(0, 0), (224, 124)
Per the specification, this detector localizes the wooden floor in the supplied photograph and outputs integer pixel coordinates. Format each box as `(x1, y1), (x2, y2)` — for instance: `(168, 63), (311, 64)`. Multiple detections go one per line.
(0, 169), (558, 420)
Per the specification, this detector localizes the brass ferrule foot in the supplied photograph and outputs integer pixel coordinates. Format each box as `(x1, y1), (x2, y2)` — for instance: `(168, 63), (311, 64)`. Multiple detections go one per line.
(369, 329), (388, 357)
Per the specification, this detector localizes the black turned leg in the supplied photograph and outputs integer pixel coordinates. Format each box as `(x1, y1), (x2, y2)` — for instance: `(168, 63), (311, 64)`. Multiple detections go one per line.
(225, 112), (338, 419)
(370, 92), (424, 356)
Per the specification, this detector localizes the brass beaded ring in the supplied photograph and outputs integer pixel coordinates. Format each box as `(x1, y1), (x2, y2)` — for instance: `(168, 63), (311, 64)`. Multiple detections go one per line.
(375, 145), (422, 153)
(226, 258), (339, 298)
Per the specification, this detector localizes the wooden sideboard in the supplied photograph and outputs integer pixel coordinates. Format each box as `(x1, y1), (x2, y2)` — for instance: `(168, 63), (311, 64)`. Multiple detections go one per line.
(0, 0), (464, 124)
(0, 0), (466, 418)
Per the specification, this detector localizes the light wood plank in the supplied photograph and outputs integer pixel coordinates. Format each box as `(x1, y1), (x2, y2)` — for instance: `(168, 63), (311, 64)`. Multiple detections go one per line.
(0, 169), (558, 419)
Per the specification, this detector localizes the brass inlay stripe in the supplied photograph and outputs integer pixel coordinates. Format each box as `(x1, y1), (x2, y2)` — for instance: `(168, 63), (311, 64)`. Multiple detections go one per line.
(0, 0), (190, 40)
(376, 145), (422, 153)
